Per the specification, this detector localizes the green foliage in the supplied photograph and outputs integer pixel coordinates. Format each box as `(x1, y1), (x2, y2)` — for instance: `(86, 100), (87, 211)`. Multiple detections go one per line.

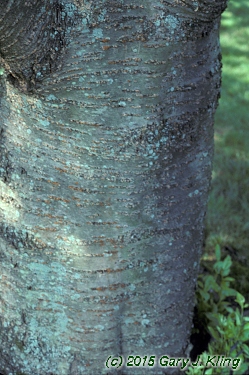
(186, 245), (249, 375)
(205, 0), (249, 257)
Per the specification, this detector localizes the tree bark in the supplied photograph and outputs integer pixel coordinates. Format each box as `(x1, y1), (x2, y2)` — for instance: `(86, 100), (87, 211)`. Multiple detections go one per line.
(0, 1), (227, 374)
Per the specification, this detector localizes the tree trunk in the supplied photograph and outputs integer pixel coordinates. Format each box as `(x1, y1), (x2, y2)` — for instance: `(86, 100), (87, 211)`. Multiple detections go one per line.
(0, 1), (227, 374)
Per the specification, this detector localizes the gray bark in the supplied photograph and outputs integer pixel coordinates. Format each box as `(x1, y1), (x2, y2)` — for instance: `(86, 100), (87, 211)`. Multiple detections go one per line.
(0, 1), (227, 374)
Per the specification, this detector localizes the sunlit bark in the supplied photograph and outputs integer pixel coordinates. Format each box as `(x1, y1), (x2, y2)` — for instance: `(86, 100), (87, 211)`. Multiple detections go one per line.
(0, 1), (227, 374)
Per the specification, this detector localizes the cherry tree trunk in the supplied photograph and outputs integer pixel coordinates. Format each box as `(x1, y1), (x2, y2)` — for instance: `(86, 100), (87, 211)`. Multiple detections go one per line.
(0, 1), (227, 374)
